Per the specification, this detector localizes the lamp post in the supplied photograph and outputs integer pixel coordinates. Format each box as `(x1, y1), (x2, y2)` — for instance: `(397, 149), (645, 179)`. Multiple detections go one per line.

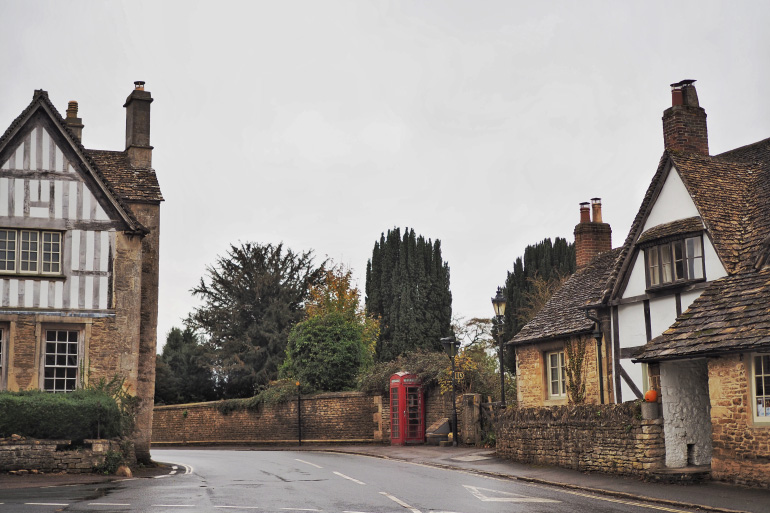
(441, 336), (461, 447)
(491, 287), (507, 408)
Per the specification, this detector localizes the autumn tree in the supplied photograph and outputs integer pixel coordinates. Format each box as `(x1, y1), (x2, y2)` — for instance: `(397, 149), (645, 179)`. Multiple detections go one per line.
(187, 242), (325, 399)
(365, 227), (452, 361)
(282, 266), (379, 391)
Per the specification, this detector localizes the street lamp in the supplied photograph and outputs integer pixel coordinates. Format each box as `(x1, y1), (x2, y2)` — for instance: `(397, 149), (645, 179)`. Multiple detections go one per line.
(441, 335), (461, 447)
(491, 287), (507, 408)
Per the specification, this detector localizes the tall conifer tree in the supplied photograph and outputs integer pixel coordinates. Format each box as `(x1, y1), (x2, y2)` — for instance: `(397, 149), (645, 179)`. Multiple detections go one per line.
(365, 228), (452, 361)
(502, 237), (576, 343)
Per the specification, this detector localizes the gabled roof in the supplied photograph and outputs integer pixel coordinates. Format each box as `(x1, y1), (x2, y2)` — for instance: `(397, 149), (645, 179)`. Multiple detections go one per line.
(0, 90), (162, 233)
(607, 139), (770, 302)
(510, 248), (622, 346)
(636, 216), (704, 246)
(634, 267), (770, 362)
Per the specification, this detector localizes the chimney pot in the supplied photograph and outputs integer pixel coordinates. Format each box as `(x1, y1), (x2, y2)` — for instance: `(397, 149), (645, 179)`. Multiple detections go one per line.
(134, 81), (145, 91)
(591, 197), (603, 223)
(579, 202), (590, 223)
(64, 100), (84, 142)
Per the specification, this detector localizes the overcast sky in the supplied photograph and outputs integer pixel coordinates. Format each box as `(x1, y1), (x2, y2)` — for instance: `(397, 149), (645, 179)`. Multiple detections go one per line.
(2, 1), (769, 350)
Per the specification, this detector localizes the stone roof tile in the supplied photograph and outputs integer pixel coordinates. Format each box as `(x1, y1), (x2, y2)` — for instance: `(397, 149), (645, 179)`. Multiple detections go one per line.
(510, 248), (622, 345)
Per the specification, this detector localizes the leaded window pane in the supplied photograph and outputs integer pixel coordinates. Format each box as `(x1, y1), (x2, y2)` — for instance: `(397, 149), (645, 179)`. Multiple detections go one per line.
(661, 246), (673, 283)
(647, 248), (660, 286)
(686, 237), (704, 279)
(755, 354), (770, 418)
(0, 230), (15, 272)
(672, 241), (684, 280)
(43, 330), (79, 393)
(20, 231), (38, 272)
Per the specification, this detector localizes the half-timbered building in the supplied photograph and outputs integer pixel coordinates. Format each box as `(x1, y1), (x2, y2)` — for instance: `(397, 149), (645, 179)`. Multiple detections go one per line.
(0, 82), (162, 462)
(508, 80), (770, 487)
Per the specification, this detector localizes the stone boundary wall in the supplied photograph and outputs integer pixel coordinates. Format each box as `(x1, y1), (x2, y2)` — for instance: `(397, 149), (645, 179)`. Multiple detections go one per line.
(0, 438), (120, 473)
(496, 402), (664, 476)
(153, 391), (383, 445)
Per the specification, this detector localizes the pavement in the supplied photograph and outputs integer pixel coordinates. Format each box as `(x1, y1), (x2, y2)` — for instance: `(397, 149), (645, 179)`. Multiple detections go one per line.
(1, 444), (769, 513)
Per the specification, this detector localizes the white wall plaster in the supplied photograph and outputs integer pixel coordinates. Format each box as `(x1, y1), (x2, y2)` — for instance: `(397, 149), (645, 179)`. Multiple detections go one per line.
(660, 359), (712, 467)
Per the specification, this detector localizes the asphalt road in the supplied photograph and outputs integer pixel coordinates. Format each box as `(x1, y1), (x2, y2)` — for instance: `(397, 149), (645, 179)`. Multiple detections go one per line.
(0, 449), (703, 513)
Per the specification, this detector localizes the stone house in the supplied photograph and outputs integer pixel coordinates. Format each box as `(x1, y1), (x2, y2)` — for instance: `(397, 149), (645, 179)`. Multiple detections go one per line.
(509, 80), (770, 487)
(0, 82), (162, 463)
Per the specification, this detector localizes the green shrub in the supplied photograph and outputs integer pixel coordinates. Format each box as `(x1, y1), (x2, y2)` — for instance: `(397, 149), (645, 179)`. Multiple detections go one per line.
(93, 449), (124, 474)
(0, 389), (123, 441)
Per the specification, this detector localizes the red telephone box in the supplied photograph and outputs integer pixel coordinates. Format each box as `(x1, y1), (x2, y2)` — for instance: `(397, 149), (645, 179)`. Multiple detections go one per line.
(390, 372), (424, 445)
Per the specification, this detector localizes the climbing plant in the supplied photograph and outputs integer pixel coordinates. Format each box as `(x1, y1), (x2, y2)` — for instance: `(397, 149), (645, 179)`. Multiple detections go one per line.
(564, 336), (588, 404)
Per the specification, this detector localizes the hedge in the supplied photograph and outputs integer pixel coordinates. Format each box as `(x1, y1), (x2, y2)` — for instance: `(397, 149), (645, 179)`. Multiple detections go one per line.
(0, 390), (124, 441)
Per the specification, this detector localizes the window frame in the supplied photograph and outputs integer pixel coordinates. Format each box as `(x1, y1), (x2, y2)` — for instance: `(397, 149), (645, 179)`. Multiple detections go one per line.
(643, 234), (705, 290)
(751, 352), (770, 424)
(545, 350), (567, 400)
(41, 326), (83, 393)
(0, 228), (63, 277)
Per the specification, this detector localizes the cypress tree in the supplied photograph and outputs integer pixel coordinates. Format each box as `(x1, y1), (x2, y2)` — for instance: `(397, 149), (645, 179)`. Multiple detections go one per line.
(365, 227), (452, 361)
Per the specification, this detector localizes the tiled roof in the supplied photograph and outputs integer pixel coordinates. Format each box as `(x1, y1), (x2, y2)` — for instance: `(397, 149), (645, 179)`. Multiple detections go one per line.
(85, 150), (163, 203)
(634, 267), (770, 361)
(636, 216), (704, 246)
(510, 248), (622, 345)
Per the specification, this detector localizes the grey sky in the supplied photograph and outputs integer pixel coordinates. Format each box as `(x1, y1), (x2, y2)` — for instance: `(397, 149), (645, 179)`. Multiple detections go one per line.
(2, 1), (769, 349)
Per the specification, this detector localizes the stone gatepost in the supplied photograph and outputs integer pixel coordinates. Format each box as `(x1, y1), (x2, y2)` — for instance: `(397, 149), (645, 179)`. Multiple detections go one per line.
(461, 394), (481, 445)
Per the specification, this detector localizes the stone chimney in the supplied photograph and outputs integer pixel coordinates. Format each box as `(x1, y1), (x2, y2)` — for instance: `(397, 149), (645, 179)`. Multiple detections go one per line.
(662, 80), (709, 155)
(124, 81), (153, 167)
(64, 101), (84, 142)
(574, 198), (612, 269)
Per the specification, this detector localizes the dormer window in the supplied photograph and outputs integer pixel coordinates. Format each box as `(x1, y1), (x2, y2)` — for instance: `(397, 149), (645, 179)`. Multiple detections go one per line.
(645, 235), (704, 288)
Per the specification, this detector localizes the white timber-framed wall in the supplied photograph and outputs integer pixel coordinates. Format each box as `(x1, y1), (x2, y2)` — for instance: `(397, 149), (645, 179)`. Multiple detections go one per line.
(612, 164), (726, 402)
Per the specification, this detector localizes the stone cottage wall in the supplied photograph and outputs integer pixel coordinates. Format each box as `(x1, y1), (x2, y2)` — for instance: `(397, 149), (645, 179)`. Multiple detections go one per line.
(660, 358), (712, 467)
(153, 392), (383, 445)
(708, 355), (770, 488)
(496, 403), (665, 476)
(515, 337), (606, 407)
(0, 438), (121, 473)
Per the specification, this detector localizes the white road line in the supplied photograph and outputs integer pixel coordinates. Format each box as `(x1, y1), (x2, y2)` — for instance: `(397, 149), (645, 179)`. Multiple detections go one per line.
(279, 509), (321, 512)
(295, 458), (323, 469)
(25, 503), (69, 506)
(379, 492), (421, 513)
(333, 471), (366, 485)
(172, 465), (178, 470)
(464, 485), (560, 503)
(214, 507), (263, 510)
(151, 505), (195, 508)
(88, 503), (131, 506)
(154, 474), (171, 479)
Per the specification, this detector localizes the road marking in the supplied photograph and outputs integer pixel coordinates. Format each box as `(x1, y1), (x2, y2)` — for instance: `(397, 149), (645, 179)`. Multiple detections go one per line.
(25, 503), (69, 506)
(88, 503), (131, 506)
(333, 471), (366, 485)
(560, 489), (695, 513)
(151, 505), (195, 508)
(214, 507), (263, 510)
(279, 509), (321, 512)
(464, 485), (560, 503)
(154, 474), (171, 479)
(295, 458), (323, 469)
(173, 465), (178, 470)
(380, 492), (421, 513)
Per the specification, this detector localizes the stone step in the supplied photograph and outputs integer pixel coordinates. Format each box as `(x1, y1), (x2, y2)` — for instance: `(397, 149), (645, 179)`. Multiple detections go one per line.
(647, 465), (711, 484)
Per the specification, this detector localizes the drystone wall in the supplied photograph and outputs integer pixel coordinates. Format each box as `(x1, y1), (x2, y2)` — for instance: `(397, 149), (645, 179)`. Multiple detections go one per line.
(153, 392), (383, 445)
(496, 403), (665, 476)
(0, 437), (120, 473)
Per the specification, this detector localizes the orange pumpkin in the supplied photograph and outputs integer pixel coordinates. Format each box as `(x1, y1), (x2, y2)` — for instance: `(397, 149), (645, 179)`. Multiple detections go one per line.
(644, 389), (658, 402)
